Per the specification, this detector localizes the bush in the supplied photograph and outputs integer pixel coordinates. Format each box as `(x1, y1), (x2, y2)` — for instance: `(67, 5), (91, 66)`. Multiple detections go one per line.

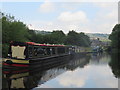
(2, 44), (9, 58)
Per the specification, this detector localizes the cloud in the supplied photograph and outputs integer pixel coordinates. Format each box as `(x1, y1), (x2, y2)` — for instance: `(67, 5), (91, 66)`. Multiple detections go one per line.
(61, 3), (83, 11)
(56, 11), (90, 33)
(56, 66), (90, 87)
(58, 11), (88, 23)
(87, 65), (118, 88)
(94, 2), (118, 8)
(27, 2), (118, 34)
(56, 65), (118, 88)
(57, 71), (86, 87)
(67, 25), (78, 30)
(91, 2), (118, 33)
(1, 0), (119, 2)
(62, 0), (119, 2)
(39, 1), (55, 13)
(37, 84), (53, 88)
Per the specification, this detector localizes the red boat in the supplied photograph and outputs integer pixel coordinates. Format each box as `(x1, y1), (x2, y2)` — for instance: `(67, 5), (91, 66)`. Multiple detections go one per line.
(3, 41), (75, 68)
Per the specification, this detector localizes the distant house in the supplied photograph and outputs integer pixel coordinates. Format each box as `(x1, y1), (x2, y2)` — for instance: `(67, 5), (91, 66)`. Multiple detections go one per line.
(91, 38), (103, 47)
(91, 38), (111, 50)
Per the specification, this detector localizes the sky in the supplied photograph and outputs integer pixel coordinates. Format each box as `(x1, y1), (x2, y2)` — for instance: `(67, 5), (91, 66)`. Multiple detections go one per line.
(1, 0), (118, 34)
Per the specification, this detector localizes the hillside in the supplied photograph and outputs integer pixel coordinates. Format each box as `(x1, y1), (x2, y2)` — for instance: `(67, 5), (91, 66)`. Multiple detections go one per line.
(86, 33), (110, 42)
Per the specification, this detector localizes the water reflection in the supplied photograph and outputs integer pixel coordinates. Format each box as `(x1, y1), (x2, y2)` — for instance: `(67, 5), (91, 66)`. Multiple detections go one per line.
(109, 52), (120, 78)
(2, 53), (118, 89)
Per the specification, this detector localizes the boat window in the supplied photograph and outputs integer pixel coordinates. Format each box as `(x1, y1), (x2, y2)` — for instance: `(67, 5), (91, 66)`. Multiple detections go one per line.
(11, 46), (26, 59)
(43, 48), (47, 55)
(32, 46), (47, 57)
(37, 48), (45, 55)
(52, 48), (55, 54)
(28, 46), (33, 58)
(33, 47), (38, 56)
(67, 48), (69, 52)
(46, 48), (50, 55)
(57, 47), (65, 54)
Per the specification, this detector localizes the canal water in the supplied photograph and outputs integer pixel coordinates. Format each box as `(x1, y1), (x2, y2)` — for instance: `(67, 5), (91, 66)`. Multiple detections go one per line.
(2, 53), (119, 89)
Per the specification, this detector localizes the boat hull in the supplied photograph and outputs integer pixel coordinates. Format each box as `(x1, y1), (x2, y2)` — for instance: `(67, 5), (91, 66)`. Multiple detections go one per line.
(3, 53), (71, 69)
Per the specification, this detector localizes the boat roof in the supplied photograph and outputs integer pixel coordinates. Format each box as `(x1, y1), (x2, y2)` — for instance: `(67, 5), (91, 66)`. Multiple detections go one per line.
(10, 41), (65, 47)
(26, 42), (65, 47)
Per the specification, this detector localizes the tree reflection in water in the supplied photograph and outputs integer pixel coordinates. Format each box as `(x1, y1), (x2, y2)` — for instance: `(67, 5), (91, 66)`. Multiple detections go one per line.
(109, 52), (120, 78)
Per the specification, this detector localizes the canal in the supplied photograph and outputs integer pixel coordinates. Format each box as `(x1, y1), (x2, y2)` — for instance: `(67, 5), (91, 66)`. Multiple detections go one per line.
(2, 52), (119, 89)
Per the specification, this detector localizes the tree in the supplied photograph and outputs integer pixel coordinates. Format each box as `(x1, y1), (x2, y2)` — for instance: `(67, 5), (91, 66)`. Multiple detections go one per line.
(65, 30), (91, 47)
(78, 32), (91, 47)
(50, 30), (66, 44)
(28, 30), (66, 44)
(109, 24), (120, 49)
(65, 30), (79, 46)
(2, 14), (29, 43)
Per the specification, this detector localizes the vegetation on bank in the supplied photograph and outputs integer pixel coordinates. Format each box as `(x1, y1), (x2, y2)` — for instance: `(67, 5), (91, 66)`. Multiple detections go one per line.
(109, 24), (120, 52)
(1, 13), (91, 57)
(29, 30), (91, 47)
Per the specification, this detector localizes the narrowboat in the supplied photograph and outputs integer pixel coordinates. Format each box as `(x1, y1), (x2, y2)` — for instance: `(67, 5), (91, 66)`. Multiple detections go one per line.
(3, 41), (75, 68)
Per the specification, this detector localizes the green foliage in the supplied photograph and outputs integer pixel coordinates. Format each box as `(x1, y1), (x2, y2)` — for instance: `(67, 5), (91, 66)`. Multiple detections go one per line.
(108, 24), (120, 77)
(109, 24), (120, 49)
(27, 30), (38, 42)
(51, 30), (66, 44)
(78, 32), (91, 47)
(28, 30), (66, 44)
(2, 44), (9, 57)
(65, 30), (79, 45)
(2, 13), (29, 43)
(65, 30), (91, 47)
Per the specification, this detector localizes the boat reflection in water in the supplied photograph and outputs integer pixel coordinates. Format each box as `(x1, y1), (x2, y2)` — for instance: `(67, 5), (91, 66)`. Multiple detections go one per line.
(2, 53), (90, 89)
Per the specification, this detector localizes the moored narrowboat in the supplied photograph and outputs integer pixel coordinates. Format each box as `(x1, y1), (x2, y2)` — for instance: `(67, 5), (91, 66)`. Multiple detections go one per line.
(3, 41), (75, 68)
